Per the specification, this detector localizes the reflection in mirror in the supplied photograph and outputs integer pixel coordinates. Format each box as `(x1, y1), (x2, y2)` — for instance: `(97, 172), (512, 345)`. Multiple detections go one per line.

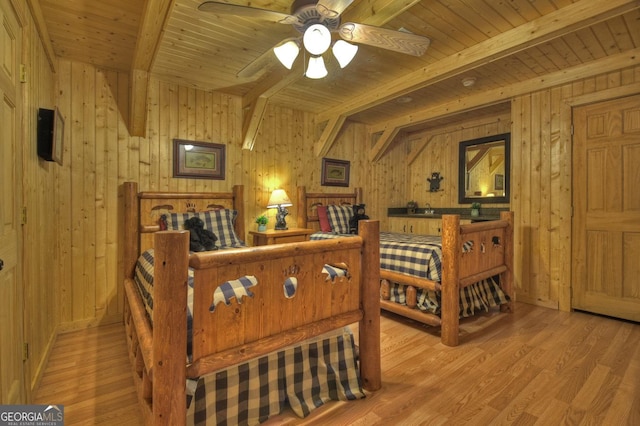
(458, 133), (510, 204)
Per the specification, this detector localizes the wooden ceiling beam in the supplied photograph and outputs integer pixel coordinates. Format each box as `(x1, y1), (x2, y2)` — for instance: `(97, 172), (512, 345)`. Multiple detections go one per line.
(129, 0), (175, 137)
(241, 66), (302, 150)
(318, 0), (640, 123)
(314, 114), (348, 157)
(369, 126), (402, 162)
(370, 48), (640, 152)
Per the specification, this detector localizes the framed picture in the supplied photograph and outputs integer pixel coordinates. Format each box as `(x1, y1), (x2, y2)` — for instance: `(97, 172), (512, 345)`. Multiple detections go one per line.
(494, 173), (504, 190)
(173, 139), (225, 180)
(321, 158), (350, 187)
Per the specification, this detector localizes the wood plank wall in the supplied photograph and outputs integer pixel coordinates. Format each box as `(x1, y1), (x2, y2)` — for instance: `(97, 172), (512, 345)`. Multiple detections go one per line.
(48, 61), (640, 333)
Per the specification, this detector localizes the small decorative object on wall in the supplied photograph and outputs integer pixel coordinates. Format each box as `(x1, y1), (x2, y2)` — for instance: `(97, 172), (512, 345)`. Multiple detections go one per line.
(321, 158), (350, 187)
(427, 172), (443, 192)
(173, 139), (225, 179)
(494, 174), (504, 190)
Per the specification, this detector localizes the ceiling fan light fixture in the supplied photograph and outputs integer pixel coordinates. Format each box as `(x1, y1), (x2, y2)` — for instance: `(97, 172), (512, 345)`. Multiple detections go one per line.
(332, 40), (358, 68)
(305, 56), (328, 79)
(303, 23), (331, 55)
(274, 40), (300, 69)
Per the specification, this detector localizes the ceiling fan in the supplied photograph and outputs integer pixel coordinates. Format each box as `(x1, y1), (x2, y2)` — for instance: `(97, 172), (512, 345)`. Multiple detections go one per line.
(198, 0), (431, 79)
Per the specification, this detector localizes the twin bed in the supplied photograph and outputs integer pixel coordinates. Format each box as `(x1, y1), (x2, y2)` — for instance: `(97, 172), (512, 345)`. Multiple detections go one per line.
(121, 182), (381, 425)
(296, 186), (514, 347)
(121, 181), (513, 425)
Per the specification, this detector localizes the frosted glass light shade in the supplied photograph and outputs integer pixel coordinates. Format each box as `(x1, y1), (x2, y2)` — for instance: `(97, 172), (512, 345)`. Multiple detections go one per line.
(332, 40), (358, 68)
(267, 189), (292, 208)
(303, 24), (331, 55)
(305, 56), (328, 79)
(274, 40), (300, 69)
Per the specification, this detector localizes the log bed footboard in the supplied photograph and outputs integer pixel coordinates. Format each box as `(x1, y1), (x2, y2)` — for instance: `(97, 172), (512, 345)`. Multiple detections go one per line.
(380, 212), (514, 346)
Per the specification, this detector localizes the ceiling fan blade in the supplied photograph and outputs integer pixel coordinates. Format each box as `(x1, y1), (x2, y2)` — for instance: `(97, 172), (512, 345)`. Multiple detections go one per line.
(339, 22), (431, 56)
(198, 1), (300, 25)
(316, 0), (354, 18)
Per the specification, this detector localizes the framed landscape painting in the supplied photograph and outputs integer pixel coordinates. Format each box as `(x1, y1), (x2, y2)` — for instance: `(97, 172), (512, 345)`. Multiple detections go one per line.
(173, 139), (225, 180)
(321, 158), (350, 187)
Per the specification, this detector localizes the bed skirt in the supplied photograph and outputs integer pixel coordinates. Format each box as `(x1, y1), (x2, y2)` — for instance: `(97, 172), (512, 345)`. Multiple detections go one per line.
(186, 327), (364, 425)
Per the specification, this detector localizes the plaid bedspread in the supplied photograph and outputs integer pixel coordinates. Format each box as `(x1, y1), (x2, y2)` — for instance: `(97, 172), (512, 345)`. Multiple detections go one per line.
(310, 231), (509, 317)
(133, 249), (363, 425)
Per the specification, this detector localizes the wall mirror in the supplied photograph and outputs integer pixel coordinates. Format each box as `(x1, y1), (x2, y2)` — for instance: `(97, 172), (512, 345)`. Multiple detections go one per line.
(458, 133), (510, 204)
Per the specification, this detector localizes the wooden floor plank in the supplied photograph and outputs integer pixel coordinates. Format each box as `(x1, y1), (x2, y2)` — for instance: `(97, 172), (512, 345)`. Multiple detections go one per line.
(33, 303), (640, 425)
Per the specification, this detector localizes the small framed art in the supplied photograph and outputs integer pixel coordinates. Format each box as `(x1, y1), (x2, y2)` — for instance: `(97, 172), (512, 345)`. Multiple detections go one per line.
(321, 158), (350, 187)
(173, 139), (225, 180)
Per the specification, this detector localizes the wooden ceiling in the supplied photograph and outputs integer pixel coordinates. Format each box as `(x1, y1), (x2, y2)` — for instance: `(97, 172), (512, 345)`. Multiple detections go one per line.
(32, 0), (640, 156)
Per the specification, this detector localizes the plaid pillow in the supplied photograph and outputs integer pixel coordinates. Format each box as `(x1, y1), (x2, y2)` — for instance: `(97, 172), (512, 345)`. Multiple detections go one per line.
(165, 210), (245, 248)
(326, 205), (353, 234)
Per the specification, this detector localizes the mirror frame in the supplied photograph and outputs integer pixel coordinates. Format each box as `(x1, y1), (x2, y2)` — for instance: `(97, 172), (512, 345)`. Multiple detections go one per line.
(458, 132), (511, 204)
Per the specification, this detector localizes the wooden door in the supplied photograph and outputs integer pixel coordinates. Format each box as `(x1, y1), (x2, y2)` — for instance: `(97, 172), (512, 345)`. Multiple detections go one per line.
(572, 95), (640, 321)
(0, 0), (25, 403)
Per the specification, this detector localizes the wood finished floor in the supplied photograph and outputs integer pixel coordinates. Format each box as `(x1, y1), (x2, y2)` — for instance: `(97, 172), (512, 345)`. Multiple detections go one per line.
(33, 302), (640, 425)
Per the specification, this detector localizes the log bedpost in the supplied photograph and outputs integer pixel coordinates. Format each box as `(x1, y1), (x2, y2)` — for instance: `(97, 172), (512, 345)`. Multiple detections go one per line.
(500, 211), (515, 313)
(232, 184), (245, 243)
(297, 186), (307, 228)
(441, 214), (461, 347)
(122, 182), (140, 281)
(152, 230), (190, 426)
(358, 220), (381, 391)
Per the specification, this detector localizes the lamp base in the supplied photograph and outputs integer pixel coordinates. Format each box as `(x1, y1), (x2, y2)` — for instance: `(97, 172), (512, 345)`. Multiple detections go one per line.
(274, 206), (289, 230)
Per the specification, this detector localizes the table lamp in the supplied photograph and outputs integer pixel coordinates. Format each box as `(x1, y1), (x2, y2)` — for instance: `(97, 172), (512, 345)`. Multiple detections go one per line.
(267, 189), (293, 230)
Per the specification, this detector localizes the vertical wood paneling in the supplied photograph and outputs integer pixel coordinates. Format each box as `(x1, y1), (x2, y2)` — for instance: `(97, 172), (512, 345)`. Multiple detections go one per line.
(44, 59), (640, 336)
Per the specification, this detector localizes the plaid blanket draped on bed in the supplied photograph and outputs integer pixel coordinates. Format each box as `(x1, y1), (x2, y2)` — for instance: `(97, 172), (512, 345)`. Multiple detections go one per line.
(133, 249), (363, 425)
(310, 231), (509, 317)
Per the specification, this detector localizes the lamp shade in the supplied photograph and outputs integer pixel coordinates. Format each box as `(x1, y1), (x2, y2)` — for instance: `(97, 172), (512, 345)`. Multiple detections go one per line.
(274, 40), (300, 69)
(267, 189), (292, 208)
(332, 40), (358, 68)
(305, 56), (328, 79)
(303, 24), (331, 55)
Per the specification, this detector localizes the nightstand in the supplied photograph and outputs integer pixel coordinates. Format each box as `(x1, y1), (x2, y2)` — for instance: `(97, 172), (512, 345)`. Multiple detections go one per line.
(249, 228), (314, 246)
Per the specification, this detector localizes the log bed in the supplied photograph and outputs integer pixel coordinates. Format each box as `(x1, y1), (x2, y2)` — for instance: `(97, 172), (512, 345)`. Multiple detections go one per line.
(121, 182), (381, 425)
(296, 186), (514, 347)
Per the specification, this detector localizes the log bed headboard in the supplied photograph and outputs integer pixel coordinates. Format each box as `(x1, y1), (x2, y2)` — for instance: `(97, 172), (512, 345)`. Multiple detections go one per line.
(296, 186), (362, 231)
(122, 184), (245, 279)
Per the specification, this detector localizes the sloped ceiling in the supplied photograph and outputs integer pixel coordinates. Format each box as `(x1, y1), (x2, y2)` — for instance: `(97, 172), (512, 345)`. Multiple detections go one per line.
(32, 0), (640, 158)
